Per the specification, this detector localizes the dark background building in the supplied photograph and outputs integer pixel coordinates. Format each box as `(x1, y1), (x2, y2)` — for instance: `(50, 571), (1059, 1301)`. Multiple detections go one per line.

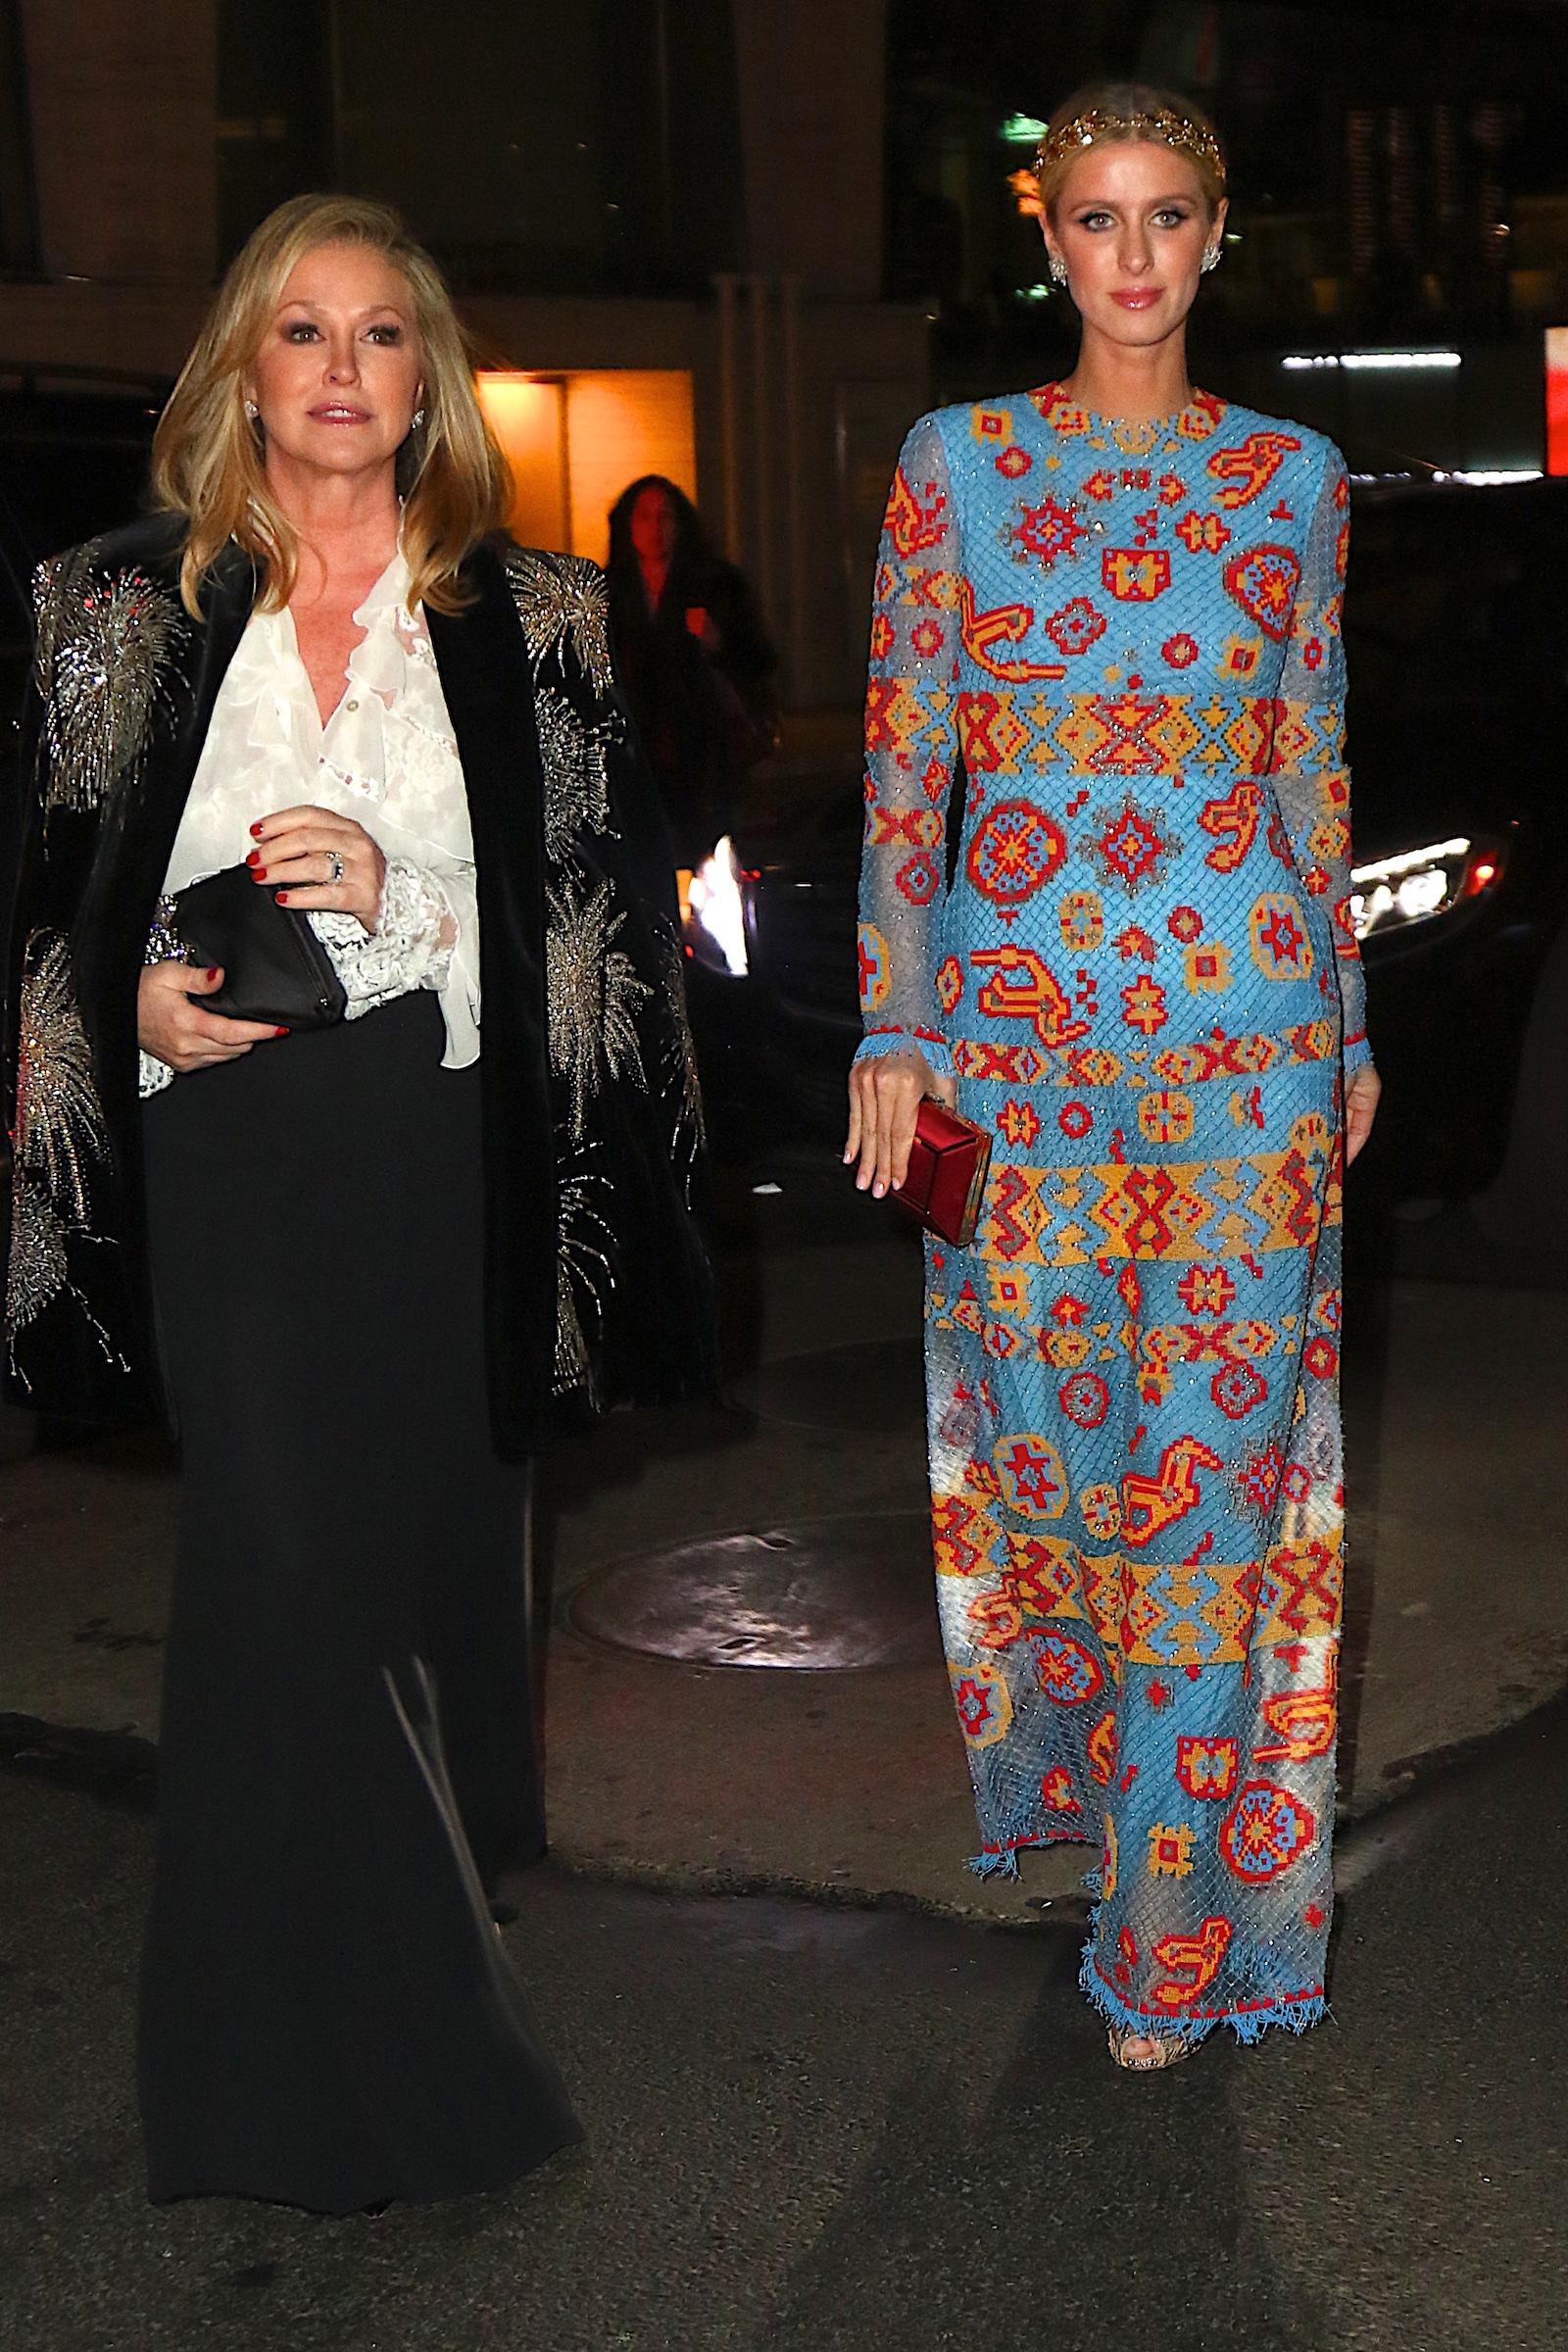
(887, 0), (1568, 472)
(0, 1), (1566, 698)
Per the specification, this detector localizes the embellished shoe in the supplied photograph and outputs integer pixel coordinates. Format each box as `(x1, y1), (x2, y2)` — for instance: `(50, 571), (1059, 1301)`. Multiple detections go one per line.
(1107, 2027), (1195, 2072)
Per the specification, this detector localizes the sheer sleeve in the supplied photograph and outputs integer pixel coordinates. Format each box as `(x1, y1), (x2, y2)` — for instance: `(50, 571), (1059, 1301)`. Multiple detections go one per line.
(1272, 446), (1371, 1075)
(854, 412), (961, 1077)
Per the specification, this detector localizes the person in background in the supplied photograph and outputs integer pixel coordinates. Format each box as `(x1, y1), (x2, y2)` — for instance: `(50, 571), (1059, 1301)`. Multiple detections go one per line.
(4, 192), (714, 2212)
(606, 473), (778, 858)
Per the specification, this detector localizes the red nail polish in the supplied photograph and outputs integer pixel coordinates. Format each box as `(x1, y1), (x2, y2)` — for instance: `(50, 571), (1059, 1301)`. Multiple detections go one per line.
(274, 891), (289, 904)
(245, 850), (260, 867)
(253, 865), (267, 880)
(206, 966), (220, 981)
(273, 1025), (288, 1037)
(250, 821), (264, 838)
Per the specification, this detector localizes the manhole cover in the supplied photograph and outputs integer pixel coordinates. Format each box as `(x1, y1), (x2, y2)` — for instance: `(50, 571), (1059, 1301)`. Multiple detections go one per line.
(569, 1510), (938, 1669)
(740, 1339), (925, 1433)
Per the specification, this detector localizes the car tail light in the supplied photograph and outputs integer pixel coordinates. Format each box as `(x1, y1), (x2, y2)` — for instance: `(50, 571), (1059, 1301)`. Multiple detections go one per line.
(1349, 835), (1506, 940)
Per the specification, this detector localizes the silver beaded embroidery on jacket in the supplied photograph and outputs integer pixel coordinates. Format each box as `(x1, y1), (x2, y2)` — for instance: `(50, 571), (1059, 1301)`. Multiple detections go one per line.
(546, 876), (651, 1145)
(535, 685), (614, 862)
(33, 547), (188, 813)
(6, 933), (118, 1364)
(13, 933), (105, 1220)
(7, 1175), (70, 1345)
(553, 1149), (615, 1396)
(652, 914), (706, 1171)
(502, 545), (614, 698)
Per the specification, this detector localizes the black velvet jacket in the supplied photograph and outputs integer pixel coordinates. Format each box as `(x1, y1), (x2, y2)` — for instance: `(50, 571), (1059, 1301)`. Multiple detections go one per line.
(3, 514), (716, 1456)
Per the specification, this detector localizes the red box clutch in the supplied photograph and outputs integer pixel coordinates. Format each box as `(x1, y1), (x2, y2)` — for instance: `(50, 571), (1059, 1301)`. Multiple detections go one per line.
(892, 1099), (993, 1248)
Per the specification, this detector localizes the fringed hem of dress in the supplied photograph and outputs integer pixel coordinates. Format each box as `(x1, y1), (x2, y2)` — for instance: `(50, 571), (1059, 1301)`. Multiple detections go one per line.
(1078, 1938), (1330, 2050)
(967, 1827), (1095, 1881)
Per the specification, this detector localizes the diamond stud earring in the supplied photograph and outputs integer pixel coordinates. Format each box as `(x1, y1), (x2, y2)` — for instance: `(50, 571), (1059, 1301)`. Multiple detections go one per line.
(244, 398), (260, 420)
(1048, 254), (1069, 289)
(1200, 246), (1221, 274)
(412, 407), (425, 429)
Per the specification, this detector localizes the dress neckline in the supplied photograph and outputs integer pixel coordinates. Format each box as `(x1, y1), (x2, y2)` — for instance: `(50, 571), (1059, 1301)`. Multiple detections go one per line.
(1030, 381), (1228, 445)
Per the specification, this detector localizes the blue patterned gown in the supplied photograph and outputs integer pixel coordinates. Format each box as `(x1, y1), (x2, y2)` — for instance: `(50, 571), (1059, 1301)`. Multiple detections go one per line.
(855, 385), (1371, 2047)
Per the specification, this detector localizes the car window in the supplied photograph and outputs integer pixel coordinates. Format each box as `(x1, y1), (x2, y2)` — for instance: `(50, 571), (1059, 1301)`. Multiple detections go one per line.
(1346, 494), (1568, 710)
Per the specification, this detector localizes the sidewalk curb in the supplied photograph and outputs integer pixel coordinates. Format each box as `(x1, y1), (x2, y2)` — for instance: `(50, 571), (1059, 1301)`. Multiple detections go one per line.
(9, 1678), (1566, 1921)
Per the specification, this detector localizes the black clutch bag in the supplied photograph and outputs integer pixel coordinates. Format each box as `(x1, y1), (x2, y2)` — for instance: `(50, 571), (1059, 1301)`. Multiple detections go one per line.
(170, 865), (347, 1031)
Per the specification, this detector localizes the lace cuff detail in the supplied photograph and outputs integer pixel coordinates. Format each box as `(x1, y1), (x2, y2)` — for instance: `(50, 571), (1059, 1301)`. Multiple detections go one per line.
(311, 855), (457, 1020)
(139, 1051), (174, 1099)
(852, 1030), (956, 1080)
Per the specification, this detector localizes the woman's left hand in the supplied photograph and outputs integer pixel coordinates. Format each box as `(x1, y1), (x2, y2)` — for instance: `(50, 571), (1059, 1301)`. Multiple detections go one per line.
(1345, 1065), (1382, 1167)
(248, 806), (387, 933)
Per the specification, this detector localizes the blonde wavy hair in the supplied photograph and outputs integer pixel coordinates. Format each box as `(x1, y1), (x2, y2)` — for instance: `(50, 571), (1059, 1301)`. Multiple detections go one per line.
(152, 192), (510, 617)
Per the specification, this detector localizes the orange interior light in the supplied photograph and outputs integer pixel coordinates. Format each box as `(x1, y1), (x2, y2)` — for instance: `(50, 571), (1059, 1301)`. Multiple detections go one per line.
(475, 369), (697, 563)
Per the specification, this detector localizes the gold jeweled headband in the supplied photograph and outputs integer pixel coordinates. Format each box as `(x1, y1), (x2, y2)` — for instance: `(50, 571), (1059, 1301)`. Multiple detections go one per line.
(1034, 106), (1226, 187)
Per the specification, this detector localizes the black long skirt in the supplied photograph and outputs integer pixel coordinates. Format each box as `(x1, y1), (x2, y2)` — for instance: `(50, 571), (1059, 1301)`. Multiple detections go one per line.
(138, 991), (581, 2213)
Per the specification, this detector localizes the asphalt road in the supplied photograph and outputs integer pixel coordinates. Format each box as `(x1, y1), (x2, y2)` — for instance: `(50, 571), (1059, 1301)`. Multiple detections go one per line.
(2, 1687), (1563, 2352)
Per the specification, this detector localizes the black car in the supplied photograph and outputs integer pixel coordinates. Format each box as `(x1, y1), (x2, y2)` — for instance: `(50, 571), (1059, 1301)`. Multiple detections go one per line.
(684, 476), (1568, 1203)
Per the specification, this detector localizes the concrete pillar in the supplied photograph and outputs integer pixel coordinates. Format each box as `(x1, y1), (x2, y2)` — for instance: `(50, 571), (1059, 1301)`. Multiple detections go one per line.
(730, 0), (887, 300)
(20, 0), (217, 283)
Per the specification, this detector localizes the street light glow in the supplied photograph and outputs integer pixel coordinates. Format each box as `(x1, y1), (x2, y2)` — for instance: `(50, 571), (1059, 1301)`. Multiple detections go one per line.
(1433, 468), (1543, 485)
(1281, 351), (1463, 372)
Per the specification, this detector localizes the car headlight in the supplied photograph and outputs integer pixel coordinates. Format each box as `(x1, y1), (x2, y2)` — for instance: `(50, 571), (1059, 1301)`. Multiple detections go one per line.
(678, 835), (750, 977)
(1349, 835), (1505, 941)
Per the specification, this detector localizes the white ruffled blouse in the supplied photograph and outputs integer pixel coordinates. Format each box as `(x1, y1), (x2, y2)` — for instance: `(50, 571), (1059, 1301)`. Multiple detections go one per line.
(141, 550), (478, 1094)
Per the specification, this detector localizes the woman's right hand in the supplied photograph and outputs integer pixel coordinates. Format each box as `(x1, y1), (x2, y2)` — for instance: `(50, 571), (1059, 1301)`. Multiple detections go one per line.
(138, 961), (284, 1074)
(845, 1047), (957, 1200)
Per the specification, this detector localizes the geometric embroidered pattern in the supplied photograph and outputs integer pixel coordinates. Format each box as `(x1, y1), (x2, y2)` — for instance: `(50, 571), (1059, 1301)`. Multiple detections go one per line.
(943, 1524), (1344, 1667)
(950, 1019), (1338, 1088)
(972, 1141), (1337, 1266)
(948, 685), (1342, 784)
(858, 379), (1363, 2050)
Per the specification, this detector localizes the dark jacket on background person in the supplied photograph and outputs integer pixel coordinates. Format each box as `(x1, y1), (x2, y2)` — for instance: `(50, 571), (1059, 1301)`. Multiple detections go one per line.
(607, 541), (778, 858)
(3, 514), (716, 1454)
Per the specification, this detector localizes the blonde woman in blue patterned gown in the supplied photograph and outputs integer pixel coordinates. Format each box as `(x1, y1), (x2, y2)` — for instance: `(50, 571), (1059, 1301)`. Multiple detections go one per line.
(846, 84), (1381, 2069)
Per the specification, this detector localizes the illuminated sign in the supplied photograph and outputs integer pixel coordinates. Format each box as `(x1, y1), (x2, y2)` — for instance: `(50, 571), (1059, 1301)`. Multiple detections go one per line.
(1546, 327), (1568, 475)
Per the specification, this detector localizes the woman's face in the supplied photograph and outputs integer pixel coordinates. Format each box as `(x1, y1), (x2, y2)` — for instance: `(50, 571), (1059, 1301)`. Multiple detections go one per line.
(1043, 140), (1223, 355)
(630, 487), (677, 566)
(245, 240), (424, 485)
